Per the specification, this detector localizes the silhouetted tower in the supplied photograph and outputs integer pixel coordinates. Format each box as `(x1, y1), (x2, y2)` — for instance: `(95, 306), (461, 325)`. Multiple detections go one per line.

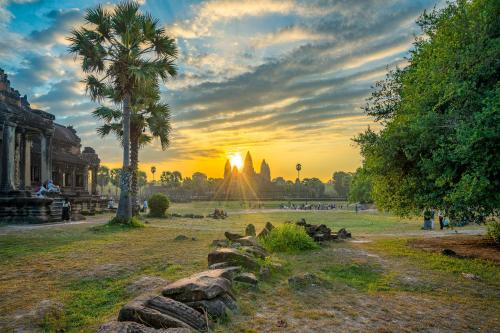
(242, 151), (255, 177)
(260, 159), (271, 182)
(224, 159), (231, 179)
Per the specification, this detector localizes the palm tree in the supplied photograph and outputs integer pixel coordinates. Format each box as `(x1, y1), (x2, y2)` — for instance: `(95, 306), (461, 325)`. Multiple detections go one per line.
(68, 1), (177, 221)
(97, 166), (111, 194)
(93, 95), (171, 214)
(151, 166), (156, 183)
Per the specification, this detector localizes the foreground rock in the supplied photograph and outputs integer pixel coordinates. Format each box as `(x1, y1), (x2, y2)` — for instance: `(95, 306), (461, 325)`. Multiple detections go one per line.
(185, 293), (237, 318)
(208, 248), (260, 271)
(257, 222), (275, 238)
(295, 219), (352, 242)
(191, 267), (241, 281)
(163, 275), (234, 302)
(97, 321), (192, 333)
(118, 294), (206, 332)
(234, 273), (258, 286)
(224, 231), (244, 241)
(245, 224), (256, 236)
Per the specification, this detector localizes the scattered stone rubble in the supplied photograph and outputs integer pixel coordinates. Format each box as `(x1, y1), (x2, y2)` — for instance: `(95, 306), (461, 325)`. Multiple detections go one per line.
(208, 208), (228, 219)
(96, 223), (273, 332)
(296, 218), (352, 242)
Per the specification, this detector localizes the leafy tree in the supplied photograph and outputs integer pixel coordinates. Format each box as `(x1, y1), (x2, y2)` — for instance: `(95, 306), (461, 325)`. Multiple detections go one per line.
(93, 92), (172, 214)
(97, 166), (110, 194)
(355, 0), (500, 223)
(348, 168), (373, 204)
(160, 171), (182, 187)
(332, 171), (352, 198)
(110, 168), (122, 197)
(68, 1), (177, 222)
(301, 178), (325, 198)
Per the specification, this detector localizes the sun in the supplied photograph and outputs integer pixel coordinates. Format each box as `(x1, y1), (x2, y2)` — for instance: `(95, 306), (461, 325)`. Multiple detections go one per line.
(229, 152), (243, 170)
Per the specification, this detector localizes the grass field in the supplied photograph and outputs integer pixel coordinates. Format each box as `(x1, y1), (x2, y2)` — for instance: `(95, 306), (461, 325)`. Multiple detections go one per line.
(0, 202), (497, 332)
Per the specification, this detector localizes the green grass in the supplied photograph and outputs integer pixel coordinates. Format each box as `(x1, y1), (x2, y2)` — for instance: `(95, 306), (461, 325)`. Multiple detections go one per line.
(366, 238), (499, 284)
(322, 263), (388, 291)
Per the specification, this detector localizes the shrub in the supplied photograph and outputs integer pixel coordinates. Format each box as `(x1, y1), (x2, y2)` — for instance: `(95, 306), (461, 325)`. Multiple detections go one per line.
(487, 220), (500, 243)
(148, 193), (170, 217)
(260, 223), (319, 253)
(107, 216), (144, 228)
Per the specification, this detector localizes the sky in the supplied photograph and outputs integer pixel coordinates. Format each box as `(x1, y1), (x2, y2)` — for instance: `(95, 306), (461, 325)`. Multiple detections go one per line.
(0, 0), (441, 181)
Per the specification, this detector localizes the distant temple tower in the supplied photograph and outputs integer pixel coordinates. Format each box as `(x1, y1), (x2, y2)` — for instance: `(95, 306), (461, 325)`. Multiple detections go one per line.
(242, 151), (255, 177)
(260, 159), (271, 182)
(224, 159), (231, 179)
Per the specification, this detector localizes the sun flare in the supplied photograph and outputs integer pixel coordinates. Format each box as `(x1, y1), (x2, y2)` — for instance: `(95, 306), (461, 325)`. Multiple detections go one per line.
(229, 152), (243, 170)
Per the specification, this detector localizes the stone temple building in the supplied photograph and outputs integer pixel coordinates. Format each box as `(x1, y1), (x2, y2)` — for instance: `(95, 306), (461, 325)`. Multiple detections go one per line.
(0, 68), (104, 223)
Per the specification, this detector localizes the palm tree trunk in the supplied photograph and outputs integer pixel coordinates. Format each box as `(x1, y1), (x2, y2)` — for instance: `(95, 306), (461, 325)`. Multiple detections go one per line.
(117, 94), (132, 220)
(130, 132), (139, 216)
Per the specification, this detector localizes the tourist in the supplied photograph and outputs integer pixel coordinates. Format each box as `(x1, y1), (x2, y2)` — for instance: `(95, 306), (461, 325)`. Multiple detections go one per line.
(47, 180), (60, 193)
(62, 198), (71, 221)
(35, 183), (48, 197)
(107, 197), (115, 209)
(143, 199), (148, 213)
(438, 211), (444, 230)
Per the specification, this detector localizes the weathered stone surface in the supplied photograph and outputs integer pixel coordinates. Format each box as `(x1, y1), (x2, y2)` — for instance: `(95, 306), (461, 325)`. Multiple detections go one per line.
(211, 239), (229, 247)
(174, 235), (189, 241)
(208, 262), (229, 269)
(232, 236), (258, 247)
(234, 273), (258, 286)
(337, 228), (352, 239)
(224, 231), (244, 241)
(208, 248), (260, 271)
(185, 293), (237, 318)
(126, 276), (168, 296)
(191, 267), (241, 280)
(257, 222), (275, 238)
(240, 245), (268, 259)
(118, 294), (205, 332)
(162, 275), (234, 302)
(96, 321), (191, 333)
(245, 224), (256, 236)
(288, 273), (324, 289)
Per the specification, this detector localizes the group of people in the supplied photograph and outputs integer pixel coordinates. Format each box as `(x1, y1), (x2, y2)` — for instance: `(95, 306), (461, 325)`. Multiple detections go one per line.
(423, 210), (451, 230)
(35, 180), (61, 197)
(280, 202), (341, 210)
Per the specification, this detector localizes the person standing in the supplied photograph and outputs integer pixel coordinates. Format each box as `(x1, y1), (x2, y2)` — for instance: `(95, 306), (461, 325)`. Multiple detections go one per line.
(143, 199), (148, 213)
(62, 198), (71, 221)
(438, 211), (444, 230)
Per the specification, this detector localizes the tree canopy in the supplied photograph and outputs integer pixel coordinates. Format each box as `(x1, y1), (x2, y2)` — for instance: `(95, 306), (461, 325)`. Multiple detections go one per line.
(355, 0), (500, 223)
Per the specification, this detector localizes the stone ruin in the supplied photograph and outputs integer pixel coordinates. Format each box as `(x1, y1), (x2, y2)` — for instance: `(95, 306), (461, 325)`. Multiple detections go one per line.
(96, 224), (271, 332)
(207, 208), (227, 219)
(296, 218), (352, 242)
(0, 68), (105, 223)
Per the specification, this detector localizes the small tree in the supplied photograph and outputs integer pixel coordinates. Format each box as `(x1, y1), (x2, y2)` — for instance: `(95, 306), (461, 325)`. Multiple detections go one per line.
(148, 193), (170, 217)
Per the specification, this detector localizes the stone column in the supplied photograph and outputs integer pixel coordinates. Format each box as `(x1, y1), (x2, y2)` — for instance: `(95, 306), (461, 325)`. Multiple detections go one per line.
(19, 132), (25, 190)
(91, 167), (98, 195)
(0, 121), (17, 192)
(72, 168), (76, 190)
(83, 168), (89, 193)
(24, 136), (32, 189)
(40, 132), (53, 183)
(14, 131), (21, 189)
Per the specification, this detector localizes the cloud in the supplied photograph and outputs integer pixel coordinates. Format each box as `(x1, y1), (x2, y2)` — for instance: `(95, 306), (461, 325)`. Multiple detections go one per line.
(28, 8), (83, 46)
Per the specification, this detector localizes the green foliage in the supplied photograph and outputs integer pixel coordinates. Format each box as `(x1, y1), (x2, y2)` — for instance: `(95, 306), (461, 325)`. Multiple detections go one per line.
(348, 167), (373, 204)
(486, 220), (500, 243)
(108, 216), (145, 227)
(332, 171), (352, 198)
(355, 0), (500, 223)
(148, 193), (170, 217)
(260, 223), (319, 253)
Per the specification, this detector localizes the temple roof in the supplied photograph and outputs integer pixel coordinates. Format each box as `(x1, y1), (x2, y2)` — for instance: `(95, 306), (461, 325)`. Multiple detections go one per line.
(54, 123), (80, 146)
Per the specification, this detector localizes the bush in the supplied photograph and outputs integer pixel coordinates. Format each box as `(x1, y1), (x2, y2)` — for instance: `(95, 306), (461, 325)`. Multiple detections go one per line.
(106, 216), (144, 228)
(487, 220), (500, 243)
(260, 223), (319, 253)
(148, 193), (170, 217)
